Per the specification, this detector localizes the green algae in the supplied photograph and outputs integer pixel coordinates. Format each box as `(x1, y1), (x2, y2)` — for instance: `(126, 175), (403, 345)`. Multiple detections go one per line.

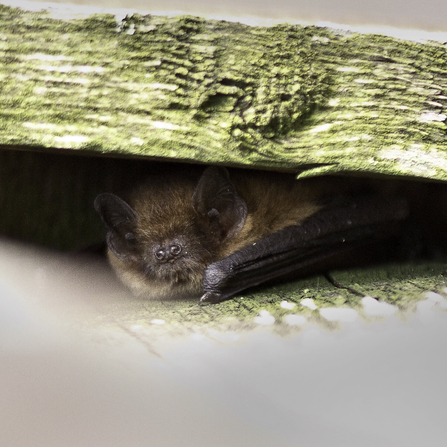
(0, 5), (446, 177)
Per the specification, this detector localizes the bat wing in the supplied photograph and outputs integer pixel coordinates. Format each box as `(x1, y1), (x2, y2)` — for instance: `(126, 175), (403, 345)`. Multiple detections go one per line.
(200, 195), (409, 303)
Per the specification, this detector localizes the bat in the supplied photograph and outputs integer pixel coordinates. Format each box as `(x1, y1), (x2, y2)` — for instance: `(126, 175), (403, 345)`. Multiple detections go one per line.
(94, 165), (410, 303)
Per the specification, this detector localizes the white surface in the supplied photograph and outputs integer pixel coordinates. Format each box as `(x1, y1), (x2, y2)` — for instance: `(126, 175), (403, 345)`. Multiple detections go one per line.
(2, 0), (447, 43)
(362, 296), (398, 317)
(1, 239), (447, 446)
(320, 307), (359, 322)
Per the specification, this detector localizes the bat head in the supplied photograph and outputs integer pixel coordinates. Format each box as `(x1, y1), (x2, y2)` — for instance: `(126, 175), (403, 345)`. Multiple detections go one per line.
(94, 166), (247, 297)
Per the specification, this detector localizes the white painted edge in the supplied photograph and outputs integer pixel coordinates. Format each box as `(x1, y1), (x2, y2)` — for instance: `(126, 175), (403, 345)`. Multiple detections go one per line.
(2, 0), (447, 43)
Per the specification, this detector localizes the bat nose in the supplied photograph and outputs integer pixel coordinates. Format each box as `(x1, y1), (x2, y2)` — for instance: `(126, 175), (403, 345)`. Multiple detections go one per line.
(154, 244), (183, 263)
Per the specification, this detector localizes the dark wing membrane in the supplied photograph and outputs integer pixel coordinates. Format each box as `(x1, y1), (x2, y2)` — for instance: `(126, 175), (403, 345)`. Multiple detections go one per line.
(201, 196), (409, 303)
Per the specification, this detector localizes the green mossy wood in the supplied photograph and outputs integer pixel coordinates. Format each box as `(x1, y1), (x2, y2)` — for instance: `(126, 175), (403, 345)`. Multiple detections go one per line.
(1, 4), (446, 178)
(1, 4), (447, 324)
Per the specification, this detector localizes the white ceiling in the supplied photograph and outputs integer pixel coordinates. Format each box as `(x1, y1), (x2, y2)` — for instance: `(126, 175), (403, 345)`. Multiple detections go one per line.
(10, 0), (447, 36)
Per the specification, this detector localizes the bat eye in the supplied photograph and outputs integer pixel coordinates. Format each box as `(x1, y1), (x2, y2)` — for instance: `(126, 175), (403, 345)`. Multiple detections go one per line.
(125, 232), (136, 243)
(155, 248), (166, 261)
(170, 244), (182, 257)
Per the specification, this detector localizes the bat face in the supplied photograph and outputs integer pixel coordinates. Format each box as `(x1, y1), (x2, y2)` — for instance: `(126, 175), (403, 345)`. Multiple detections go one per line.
(94, 166), (322, 299)
(94, 172), (213, 298)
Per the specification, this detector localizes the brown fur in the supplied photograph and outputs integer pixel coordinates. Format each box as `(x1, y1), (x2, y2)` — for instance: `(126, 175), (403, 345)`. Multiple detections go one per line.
(104, 168), (328, 299)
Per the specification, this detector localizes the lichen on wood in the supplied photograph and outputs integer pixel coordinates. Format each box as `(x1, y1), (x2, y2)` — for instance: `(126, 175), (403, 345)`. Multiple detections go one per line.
(0, 3), (446, 179)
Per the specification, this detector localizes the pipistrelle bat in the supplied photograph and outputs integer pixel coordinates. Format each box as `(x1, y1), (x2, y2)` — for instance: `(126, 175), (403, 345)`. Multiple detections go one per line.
(94, 166), (409, 303)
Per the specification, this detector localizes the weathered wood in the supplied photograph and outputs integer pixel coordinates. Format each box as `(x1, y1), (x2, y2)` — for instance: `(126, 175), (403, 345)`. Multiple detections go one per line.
(0, 4), (446, 179)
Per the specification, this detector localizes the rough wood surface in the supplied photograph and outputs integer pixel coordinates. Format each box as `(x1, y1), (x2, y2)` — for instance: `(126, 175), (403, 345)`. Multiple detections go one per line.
(1, 3), (446, 179)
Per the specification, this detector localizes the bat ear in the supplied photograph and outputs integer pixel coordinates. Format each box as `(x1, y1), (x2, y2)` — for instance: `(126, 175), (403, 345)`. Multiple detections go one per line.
(94, 193), (139, 262)
(192, 167), (247, 241)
